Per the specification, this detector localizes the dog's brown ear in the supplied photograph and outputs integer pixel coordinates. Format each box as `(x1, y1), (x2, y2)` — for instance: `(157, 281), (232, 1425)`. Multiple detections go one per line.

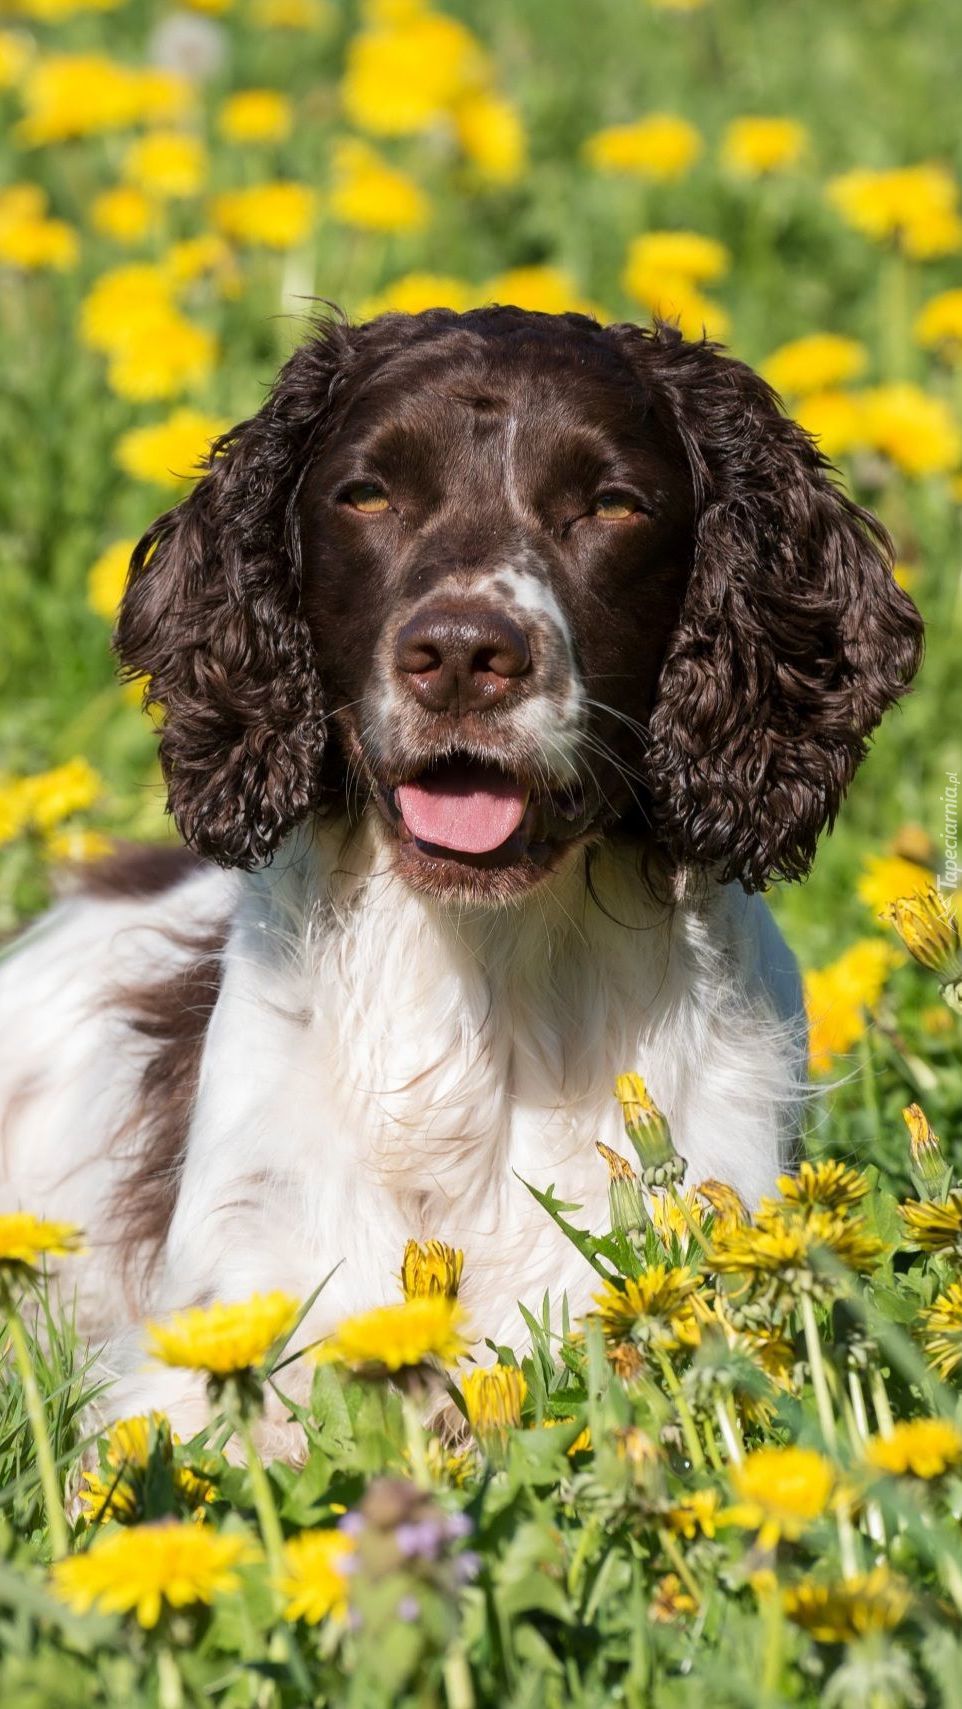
(608, 322), (924, 892)
(116, 320), (358, 869)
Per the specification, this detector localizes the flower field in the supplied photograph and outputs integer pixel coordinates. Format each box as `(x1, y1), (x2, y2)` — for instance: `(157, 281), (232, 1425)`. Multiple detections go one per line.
(2, 0), (962, 1702)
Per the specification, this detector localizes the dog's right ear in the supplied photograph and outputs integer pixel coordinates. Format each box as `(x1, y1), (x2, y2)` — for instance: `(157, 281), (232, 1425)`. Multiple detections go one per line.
(116, 319), (359, 869)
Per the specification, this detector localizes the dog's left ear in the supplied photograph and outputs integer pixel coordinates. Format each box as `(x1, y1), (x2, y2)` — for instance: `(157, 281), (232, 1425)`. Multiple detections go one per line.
(610, 323), (924, 892)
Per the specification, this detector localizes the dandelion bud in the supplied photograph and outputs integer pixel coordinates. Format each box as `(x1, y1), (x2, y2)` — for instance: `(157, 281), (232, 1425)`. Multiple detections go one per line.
(400, 1239), (463, 1301)
(881, 888), (962, 1011)
(614, 1073), (686, 1188)
(696, 1178), (749, 1229)
(461, 1364), (527, 1443)
(903, 1103), (952, 1201)
(596, 1141), (647, 1234)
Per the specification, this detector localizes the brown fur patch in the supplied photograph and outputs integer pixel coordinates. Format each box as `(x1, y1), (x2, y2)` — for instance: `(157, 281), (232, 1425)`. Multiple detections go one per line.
(76, 841), (202, 901)
(108, 927), (225, 1298)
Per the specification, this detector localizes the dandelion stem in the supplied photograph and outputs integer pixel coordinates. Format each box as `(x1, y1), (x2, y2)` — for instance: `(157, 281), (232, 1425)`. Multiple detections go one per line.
(657, 1528), (701, 1608)
(3, 1286), (68, 1559)
(760, 1580), (784, 1704)
(701, 1411), (724, 1472)
(235, 1410), (286, 1602)
(836, 1499), (859, 1581)
(800, 1292), (837, 1452)
(402, 1393), (432, 1488)
(715, 1397), (744, 1465)
(655, 1350), (704, 1471)
(870, 1367), (895, 1438)
(442, 1647), (475, 1709)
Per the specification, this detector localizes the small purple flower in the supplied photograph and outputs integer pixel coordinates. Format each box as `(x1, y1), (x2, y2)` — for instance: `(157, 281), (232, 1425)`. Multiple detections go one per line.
(397, 1594), (421, 1623)
(453, 1551), (481, 1584)
(338, 1511), (366, 1537)
(396, 1518), (445, 1559)
(443, 1512), (473, 1541)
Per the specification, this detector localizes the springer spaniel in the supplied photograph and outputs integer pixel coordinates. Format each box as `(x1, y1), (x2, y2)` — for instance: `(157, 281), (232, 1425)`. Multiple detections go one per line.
(0, 310), (922, 1443)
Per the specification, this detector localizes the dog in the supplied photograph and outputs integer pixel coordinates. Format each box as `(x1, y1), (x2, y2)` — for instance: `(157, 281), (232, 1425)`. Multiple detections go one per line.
(0, 309), (922, 1445)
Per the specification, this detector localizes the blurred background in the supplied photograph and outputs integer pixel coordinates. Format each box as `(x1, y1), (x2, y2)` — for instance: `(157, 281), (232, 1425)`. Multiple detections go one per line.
(0, 0), (960, 1158)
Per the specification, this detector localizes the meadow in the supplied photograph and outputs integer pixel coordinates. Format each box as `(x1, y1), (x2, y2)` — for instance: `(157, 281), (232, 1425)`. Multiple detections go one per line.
(2, 0), (962, 1702)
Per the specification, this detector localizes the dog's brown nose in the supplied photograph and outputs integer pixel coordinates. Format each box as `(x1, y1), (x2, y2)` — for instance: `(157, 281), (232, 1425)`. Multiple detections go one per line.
(395, 605), (531, 714)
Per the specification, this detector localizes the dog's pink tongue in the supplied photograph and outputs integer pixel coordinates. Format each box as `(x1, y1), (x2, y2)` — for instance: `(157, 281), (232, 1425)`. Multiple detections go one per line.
(397, 767), (529, 854)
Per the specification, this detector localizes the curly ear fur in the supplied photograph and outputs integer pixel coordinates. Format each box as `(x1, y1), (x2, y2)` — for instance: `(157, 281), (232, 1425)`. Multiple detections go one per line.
(610, 323), (924, 892)
(116, 319), (361, 868)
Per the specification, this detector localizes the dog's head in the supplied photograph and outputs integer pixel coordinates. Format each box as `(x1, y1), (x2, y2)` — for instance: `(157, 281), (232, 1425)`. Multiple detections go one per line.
(117, 308), (922, 902)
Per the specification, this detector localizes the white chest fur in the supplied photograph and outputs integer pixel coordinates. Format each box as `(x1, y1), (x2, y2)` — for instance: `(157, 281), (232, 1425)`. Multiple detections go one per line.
(158, 824), (804, 1350)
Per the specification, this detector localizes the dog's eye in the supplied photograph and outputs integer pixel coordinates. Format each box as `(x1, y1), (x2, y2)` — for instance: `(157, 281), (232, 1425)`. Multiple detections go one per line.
(591, 493), (639, 520)
(341, 483), (390, 514)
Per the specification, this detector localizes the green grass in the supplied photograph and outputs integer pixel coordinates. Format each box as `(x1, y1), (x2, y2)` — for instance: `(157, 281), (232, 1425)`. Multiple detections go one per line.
(2, 0), (962, 1701)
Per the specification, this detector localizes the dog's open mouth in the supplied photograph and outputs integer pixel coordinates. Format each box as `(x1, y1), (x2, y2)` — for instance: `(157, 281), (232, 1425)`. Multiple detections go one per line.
(376, 756), (592, 886)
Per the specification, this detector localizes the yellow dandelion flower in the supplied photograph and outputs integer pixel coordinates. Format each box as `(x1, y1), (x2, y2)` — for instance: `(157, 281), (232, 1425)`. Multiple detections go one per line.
(91, 185), (156, 245)
(725, 1445), (833, 1548)
(147, 1292), (299, 1376)
(400, 1239), (463, 1300)
(920, 1281), (962, 1379)
(123, 131), (207, 200)
(88, 539), (135, 623)
(315, 1296), (468, 1372)
(540, 1417), (592, 1455)
(775, 1159), (870, 1215)
(212, 180), (315, 248)
(461, 1364), (527, 1437)
(106, 314), (218, 404)
(341, 7), (486, 137)
(666, 1488), (719, 1539)
(0, 30), (32, 89)
(17, 55), (190, 147)
(882, 887), (962, 982)
(52, 1523), (257, 1628)
(80, 263), (177, 354)
(0, 214), (78, 272)
(0, 1213), (84, 1273)
(621, 260), (729, 341)
(784, 1567), (910, 1643)
(650, 1572), (697, 1622)
(804, 939), (901, 1074)
(250, 0), (330, 25)
(80, 1414), (214, 1525)
(624, 230), (729, 285)
(162, 235), (239, 297)
(859, 383), (961, 478)
(218, 89), (293, 144)
(711, 1206), (884, 1307)
(865, 1417), (962, 1479)
(455, 92), (526, 185)
(648, 1188), (703, 1245)
(328, 140), (429, 234)
(583, 113), (702, 181)
(763, 334), (867, 399)
(16, 0), (122, 14)
(589, 1265), (701, 1350)
(899, 1192), (962, 1257)
(115, 408), (229, 488)
(857, 853), (933, 915)
(614, 1071), (685, 1185)
(45, 827), (113, 865)
(18, 758), (104, 831)
(359, 271), (476, 318)
(827, 163), (962, 257)
(278, 1528), (354, 1623)
(483, 264), (604, 320)
(916, 287), (962, 359)
(721, 116), (808, 178)
(794, 388), (864, 459)
(0, 779), (34, 845)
